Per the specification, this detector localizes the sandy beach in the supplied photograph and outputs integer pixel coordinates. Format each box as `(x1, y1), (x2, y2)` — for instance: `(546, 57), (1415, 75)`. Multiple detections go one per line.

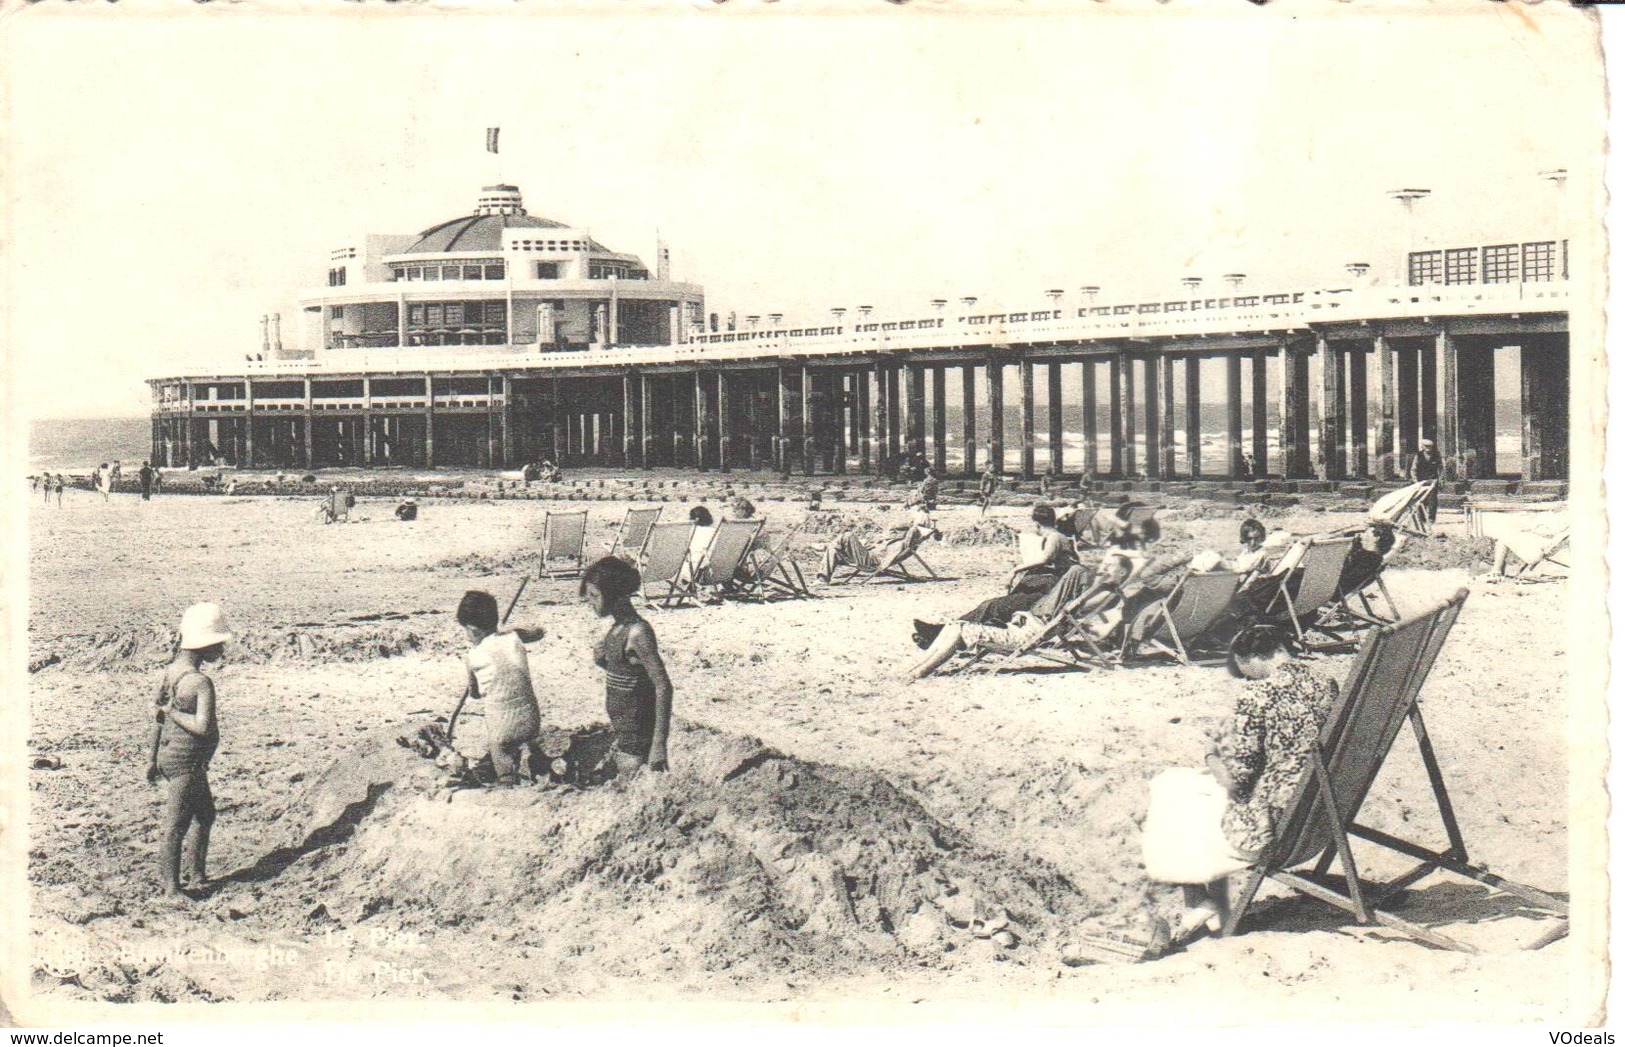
(21, 482), (1582, 1020)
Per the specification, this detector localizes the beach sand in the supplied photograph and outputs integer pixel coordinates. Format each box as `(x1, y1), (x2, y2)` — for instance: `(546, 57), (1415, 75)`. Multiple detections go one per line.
(21, 485), (1580, 1020)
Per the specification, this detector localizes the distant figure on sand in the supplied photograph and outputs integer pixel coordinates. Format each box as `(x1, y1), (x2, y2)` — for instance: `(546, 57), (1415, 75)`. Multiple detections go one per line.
(147, 603), (232, 900)
(97, 463), (112, 502)
(139, 462), (154, 501)
(978, 464), (999, 517)
(1408, 439), (1442, 523)
(52, 473), (64, 506)
(112, 460), (123, 482)
(582, 557), (674, 775)
(39, 473), (50, 504)
(450, 590), (545, 787)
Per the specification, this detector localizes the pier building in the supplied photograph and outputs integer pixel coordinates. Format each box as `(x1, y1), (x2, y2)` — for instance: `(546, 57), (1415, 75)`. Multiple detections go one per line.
(148, 185), (1570, 483)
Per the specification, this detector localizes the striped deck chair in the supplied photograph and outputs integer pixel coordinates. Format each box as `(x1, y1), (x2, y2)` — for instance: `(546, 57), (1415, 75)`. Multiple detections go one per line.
(738, 523), (813, 600)
(1371, 480), (1437, 538)
(1126, 569), (1246, 665)
(695, 519), (765, 596)
(863, 525), (939, 584)
(1266, 535), (1355, 648)
(639, 522), (698, 608)
(538, 510), (589, 579)
(610, 506), (662, 561)
(1220, 588), (1567, 951)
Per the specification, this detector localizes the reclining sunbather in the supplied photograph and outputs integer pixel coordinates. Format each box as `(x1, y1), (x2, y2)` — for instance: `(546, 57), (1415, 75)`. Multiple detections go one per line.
(818, 494), (936, 583)
(904, 553), (1134, 680)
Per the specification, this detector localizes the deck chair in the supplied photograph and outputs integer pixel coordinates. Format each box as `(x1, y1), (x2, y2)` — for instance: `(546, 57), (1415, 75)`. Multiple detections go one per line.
(1265, 535), (1355, 648)
(1066, 506), (1101, 550)
(1126, 570), (1246, 665)
(639, 522), (698, 608)
(828, 526), (940, 585)
(320, 488), (353, 524)
(694, 519), (765, 595)
(996, 585), (1126, 673)
(1471, 507), (1571, 582)
(737, 523), (813, 600)
(1371, 480), (1437, 538)
(1220, 588), (1568, 951)
(610, 506), (662, 561)
(538, 509), (589, 579)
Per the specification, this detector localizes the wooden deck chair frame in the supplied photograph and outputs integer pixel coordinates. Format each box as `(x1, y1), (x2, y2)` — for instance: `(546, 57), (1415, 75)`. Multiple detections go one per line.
(953, 587), (1125, 675)
(1329, 564), (1403, 629)
(694, 519), (766, 596)
(738, 523), (813, 600)
(321, 488), (352, 525)
(1387, 480), (1438, 538)
(1130, 569), (1246, 666)
(610, 506), (662, 561)
(538, 510), (590, 579)
(829, 527), (939, 585)
(1266, 535), (1355, 648)
(1220, 589), (1568, 951)
(639, 522), (699, 608)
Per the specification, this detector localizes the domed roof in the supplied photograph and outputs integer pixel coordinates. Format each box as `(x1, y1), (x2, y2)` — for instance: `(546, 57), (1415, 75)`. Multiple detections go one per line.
(402, 185), (570, 255)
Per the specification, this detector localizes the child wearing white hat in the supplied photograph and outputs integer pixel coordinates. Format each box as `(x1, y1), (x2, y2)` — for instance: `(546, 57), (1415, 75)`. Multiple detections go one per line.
(146, 602), (232, 900)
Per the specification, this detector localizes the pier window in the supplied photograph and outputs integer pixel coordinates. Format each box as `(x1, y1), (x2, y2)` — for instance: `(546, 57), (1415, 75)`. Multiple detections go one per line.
(1444, 248), (1477, 285)
(1407, 251), (1443, 286)
(535, 261), (560, 279)
(1521, 241), (1556, 282)
(1234, 295), (1259, 307)
(1483, 244), (1519, 284)
(327, 267), (347, 287)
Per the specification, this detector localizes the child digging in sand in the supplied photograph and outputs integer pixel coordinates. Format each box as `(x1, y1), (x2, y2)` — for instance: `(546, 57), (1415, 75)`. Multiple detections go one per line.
(146, 603), (232, 900)
(581, 557), (674, 775)
(451, 591), (545, 787)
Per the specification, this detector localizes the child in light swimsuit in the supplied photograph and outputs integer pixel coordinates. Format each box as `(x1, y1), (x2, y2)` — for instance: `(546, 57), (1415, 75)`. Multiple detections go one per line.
(581, 557), (674, 774)
(452, 591), (544, 787)
(146, 603), (232, 900)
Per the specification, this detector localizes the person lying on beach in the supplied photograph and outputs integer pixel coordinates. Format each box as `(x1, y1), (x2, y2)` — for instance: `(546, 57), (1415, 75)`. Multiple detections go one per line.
(581, 557), (674, 775)
(818, 494), (936, 584)
(147, 602), (232, 900)
(1136, 624), (1339, 952)
(904, 553), (1134, 680)
(448, 590), (546, 788)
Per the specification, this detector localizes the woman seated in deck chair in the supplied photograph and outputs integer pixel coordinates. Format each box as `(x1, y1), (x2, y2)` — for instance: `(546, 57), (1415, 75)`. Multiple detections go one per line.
(1089, 624), (1339, 960)
(904, 553), (1135, 681)
(818, 494), (936, 583)
(1333, 520), (1397, 598)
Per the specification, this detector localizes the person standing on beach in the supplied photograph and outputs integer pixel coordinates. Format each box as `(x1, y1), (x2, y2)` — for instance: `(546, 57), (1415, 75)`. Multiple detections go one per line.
(450, 591), (545, 787)
(581, 557), (674, 775)
(147, 603), (231, 900)
(52, 473), (64, 506)
(978, 463), (999, 518)
(1408, 439), (1442, 524)
(139, 461), (154, 501)
(112, 460), (123, 482)
(39, 473), (51, 504)
(97, 463), (112, 502)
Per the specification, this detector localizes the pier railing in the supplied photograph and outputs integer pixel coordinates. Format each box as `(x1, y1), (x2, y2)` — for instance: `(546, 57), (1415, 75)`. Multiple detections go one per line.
(160, 278), (1568, 381)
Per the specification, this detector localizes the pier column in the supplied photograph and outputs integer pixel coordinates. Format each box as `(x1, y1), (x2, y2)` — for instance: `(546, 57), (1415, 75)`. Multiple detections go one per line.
(425, 375), (437, 468)
(1108, 355), (1125, 477)
(718, 371), (732, 473)
(619, 374), (634, 468)
(847, 372), (862, 467)
(1081, 360), (1098, 479)
(1224, 355), (1242, 477)
(1318, 335), (1346, 480)
(1121, 355), (1137, 477)
(1047, 361), (1064, 477)
(486, 378), (499, 468)
(500, 376), (516, 468)
(1251, 351), (1269, 476)
(639, 373), (653, 468)
(1420, 338), (1439, 446)
(1456, 337), (1498, 479)
(691, 371), (707, 471)
(821, 372), (838, 472)
(830, 373), (846, 475)
(1183, 357), (1202, 477)
(858, 369), (873, 473)
(961, 365), (978, 477)
(872, 362), (888, 476)
(363, 377), (375, 466)
(1019, 357), (1036, 480)
(1377, 336), (1397, 479)
(1160, 356), (1176, 479)
(245, 379), (256, 467)
(802, 365), (817, 476)
(932, 364), (949, 476)
(1521, 334), (1569, 480)
(905, 363), (926, 463)
(885, 365), (901, 465)
(1280, 345), (1312, 478)
(776, 366), (791, 474)
(1143, 357), (1161, 479)
(1435, 331), (1458, 472)
(1349, 346), (1368, 478)
(1397, 343), (1420, 468)
(986, 359), (1005, 475)
(301, 378), (312, 470)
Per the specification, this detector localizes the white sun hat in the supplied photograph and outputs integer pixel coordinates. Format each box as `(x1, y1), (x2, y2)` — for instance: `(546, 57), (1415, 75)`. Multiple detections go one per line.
(179, 603), (233, 650)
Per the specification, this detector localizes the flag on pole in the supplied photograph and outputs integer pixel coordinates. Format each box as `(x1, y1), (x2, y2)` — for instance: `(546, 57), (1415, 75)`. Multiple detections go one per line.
(486, 128), (500, 154)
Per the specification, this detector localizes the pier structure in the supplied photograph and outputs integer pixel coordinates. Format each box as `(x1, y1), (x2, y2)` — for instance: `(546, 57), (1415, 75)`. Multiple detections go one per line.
(148, 187), (1571, 483)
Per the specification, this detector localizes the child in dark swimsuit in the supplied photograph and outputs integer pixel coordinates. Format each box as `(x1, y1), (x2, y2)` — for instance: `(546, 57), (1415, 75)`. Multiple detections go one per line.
(580, 557), (674, 774)
(146, 602), (232, 900)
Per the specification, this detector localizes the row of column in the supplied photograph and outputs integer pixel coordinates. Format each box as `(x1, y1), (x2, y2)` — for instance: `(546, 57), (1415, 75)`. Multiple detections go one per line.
(152, 332), (1569, 480)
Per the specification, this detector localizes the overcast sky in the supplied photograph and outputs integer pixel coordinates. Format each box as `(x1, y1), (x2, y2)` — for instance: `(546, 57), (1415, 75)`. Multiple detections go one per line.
(2, 1), (1601, 419)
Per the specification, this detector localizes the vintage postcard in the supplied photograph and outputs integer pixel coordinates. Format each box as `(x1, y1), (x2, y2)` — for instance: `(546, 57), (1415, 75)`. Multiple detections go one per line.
(0, 0), (1611, 1030)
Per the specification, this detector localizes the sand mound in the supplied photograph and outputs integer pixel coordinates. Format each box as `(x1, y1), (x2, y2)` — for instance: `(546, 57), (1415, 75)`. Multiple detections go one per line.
(31, 622), (452, 675)
(1388, 533), (1495, 573)
(267, 721), (1100, 980)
